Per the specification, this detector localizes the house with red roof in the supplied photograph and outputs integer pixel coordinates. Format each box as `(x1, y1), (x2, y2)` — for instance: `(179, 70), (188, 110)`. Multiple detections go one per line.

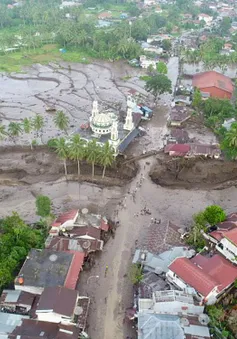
(166, 254), (237, 305)
(214, 228), (237, 263)
(50, 209), (109, 236)
(164, 144), (190, 157)
(50, 210), (79, 234)
(192, 71), (234, 99)
(202, 213), (237, 263)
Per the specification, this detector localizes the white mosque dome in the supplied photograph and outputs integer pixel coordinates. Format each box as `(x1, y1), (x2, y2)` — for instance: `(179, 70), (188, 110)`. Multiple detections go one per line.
(92, 113), (112, 128)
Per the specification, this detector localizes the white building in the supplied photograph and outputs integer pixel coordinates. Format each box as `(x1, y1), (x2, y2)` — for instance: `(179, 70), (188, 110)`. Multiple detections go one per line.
(215, 228), (237, 263)
(144, 0), (156, 6)
(138, 290), (210, 339)
(139, 290), (204, 316)
(140, 55), (157, 69)
(198, 13), (213, 25)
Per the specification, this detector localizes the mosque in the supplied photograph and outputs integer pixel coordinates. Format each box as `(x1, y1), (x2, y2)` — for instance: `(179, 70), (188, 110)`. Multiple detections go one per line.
(79, 97), (146, 154)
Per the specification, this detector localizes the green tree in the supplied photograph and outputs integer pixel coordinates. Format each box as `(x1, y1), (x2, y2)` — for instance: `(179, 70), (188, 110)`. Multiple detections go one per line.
(162, 39), (172, 51)
(99, 141), (115, 178)
(54, 137), (69, 178)
(36, 195), (51, 218)
(129, 263), (143, 285)
(33, 114), (44, 136)
(85, 139), (99, 178)
(221, 123), (237, 159)
(0, 124), (7, 140)
(156, 61), (168, 74)
(203, 205), (226, 225)
(192, 88), (202, 110)
(68, 134), (85, 178)
(22, 118), (33, 149)
(0, 212), (45, 290)
(54, 110), (69, 134)
(145, 74), (172, 102)
(8, 122), (22, 141)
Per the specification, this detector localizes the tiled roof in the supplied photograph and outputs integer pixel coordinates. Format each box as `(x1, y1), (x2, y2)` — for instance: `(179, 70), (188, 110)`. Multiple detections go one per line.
(169, 257), (216, 297)
(64, 252), (85, 290)
(209, 230), (225, 241)
(46, 237), (84, 253)
(164, 144), (190, 154)
(224, 228), (237, 246)
(169, 254), (237, 297)
(37, 287), (77, 317)
(51, 210), (78, 227)
(67, 225), (101, 240)
(100, 218), (109, 232)
(193, 71), (233, 94)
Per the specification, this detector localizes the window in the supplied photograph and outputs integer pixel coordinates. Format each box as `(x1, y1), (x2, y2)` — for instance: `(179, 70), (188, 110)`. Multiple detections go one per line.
(103, 130), (105, 133)
(99, 130), (101, 133)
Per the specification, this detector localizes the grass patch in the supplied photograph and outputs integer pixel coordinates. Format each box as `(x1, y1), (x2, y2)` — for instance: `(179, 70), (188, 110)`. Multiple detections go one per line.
(139, 75), (151, 81)
(122, 75), (132, 81)
(0, 44), (92, 73)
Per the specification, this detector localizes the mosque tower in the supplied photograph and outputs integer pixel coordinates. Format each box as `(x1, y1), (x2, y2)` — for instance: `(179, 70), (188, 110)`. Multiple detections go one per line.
(124, 107), (134, 131)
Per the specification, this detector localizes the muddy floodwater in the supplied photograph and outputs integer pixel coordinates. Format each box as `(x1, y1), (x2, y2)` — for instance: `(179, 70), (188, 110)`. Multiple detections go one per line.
(1, 58), (237, 339)
(0, 60), (151, 145)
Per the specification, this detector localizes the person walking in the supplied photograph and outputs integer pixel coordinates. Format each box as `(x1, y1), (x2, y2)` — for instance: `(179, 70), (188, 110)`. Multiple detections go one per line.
(104, 265), (109, 277)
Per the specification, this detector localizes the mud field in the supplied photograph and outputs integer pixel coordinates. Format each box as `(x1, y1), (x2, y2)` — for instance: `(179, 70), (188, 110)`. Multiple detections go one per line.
(150, 156), (237, 189)
(0, 60), (150, 145)
(1, 58), (237, 339)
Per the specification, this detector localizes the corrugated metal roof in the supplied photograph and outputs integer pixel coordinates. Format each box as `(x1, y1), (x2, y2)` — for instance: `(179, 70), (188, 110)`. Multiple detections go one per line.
(0, 313), (28, 335)
(64, 252), (85, 290)
(3, 290), (21, 303)
(138, 313), (183, 339)
(118, 128), (139, 153)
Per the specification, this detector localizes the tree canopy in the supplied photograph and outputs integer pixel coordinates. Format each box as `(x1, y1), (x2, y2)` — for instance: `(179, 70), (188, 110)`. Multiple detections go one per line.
(156, 61), (168, 75)
(36, 195), (52, 218)
(203, 205), (226, 226)
(145, 74), (172, 101)
(0, 212), (45, 290)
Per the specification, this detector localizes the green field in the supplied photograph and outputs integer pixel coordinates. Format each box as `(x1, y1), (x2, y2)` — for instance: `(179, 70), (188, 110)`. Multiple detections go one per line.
(0, 44), (92, 73)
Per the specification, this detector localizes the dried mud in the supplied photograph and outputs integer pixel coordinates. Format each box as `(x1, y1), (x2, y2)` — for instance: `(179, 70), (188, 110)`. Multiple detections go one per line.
(150, 155), (237, 189)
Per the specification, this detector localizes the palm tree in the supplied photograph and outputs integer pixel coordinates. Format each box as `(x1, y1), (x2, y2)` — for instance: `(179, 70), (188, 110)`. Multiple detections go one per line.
(33, 114), (44, 136)
(85, 139), (99, 178)
(54, 137), (69, 178)
(0, 125), (7, 140)
(8, 122), (22, 142)
(99, 142), (115, 178)
(68, 134), (85, 179)
(225, 125), (237, 148)
(22, 118), (33, 149)
(54, 110), (70, 134)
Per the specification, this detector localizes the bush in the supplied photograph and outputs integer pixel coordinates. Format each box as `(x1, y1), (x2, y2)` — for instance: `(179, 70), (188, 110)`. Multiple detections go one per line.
(203, 205), (226, 226)
(36, 195), (51, 218)
(47, 138), (57, 148)
(129, 263), (143, 285)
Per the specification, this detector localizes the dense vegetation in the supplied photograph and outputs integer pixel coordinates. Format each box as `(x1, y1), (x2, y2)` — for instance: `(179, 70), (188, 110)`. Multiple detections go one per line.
(191, 90), (237, 159)
(0, 212), (47, 290)
(0, 0), (174, 68)
(186, 205), (226, 250)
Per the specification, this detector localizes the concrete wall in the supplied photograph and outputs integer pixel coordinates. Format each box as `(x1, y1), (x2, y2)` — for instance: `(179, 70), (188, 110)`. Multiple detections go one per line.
(200, 86), (232, 99)
(153, 301), (204, 315)
(36, 311), (72, 324)
(15, 285), (43, 295)
(217, 238), (237, 262)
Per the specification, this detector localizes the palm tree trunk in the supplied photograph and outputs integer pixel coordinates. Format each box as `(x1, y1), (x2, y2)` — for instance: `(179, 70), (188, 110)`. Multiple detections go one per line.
(102, 165), (106, 178)
(63, 160), (68, 178)
(77, 160), (80, 179)
(92, 162), (95, 178)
